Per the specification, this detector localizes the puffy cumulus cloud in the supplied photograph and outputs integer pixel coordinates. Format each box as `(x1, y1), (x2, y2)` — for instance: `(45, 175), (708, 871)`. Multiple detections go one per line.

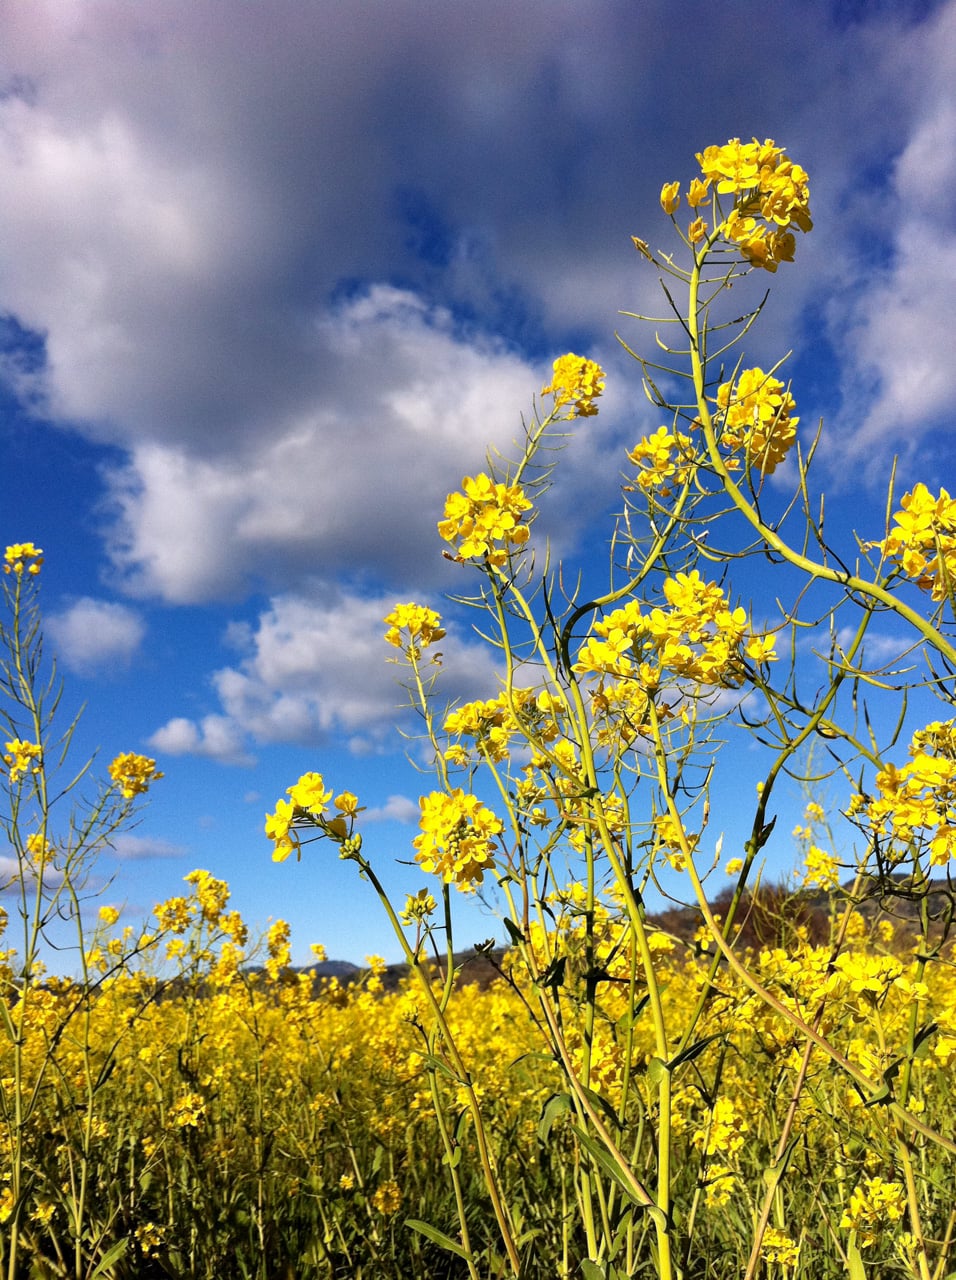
(363, 794), (419, 825)
(149, 587), (501, 760)
(1, 0), (954, 557)
(103, 287), (540, 601)
(46, 597), (145, 673)
(147, 715), (253, 767)
(821, 1), (956, 467)
(110, 833), (187, 861)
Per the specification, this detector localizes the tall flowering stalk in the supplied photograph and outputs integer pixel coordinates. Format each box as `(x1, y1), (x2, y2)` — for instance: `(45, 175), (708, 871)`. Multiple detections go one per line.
(0, 543), (164, 1280)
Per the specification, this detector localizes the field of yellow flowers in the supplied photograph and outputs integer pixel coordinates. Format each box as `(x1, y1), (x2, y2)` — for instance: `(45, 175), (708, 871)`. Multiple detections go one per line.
(3, 875), (956, 1280)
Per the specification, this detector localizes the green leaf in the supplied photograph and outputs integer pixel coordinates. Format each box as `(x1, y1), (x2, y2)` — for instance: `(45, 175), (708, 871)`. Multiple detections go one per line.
(571, 1126), (667, 1232)
(667, 1031), (724, 1072)
(89, 1237), (129, 1279)
(846, 1233), (867, 1280)
(646, 1056), (669, 1086)
(538, 1091), (573, 1141)
(406, 1219), (475, 1263)
(503, 917), (525, 945)
(581, 1261), (606, 1280)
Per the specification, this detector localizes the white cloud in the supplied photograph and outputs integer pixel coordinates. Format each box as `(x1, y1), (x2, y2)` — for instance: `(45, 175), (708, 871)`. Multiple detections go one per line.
(102, 286), (541, 601)
(147, 714), (254, 767)
(46, 597), (145, 673)
(0, 854), (65, 893)
(110, 833), (186, 860)
(822, 2), (956, 465)
(363, 794), (419, 824)
(147, 586), (501, 758)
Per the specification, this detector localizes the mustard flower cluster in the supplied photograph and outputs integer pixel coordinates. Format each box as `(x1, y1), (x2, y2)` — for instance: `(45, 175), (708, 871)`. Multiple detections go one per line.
(760, 1228), (800, 1268)
(714, 367), (799, 475)
(264, 773), (360, 862)
(879, 483), (956, 602)
(627, 424), (697, 497)
(438, 473), (533, 566)
(3, 541), (44, 575)
(853, 720), (956, 866)
(383, 602), (446, 655)
(413, 787), (502, 887)
(540, 352), (606, 418)
(442, 689), (554, 766)
(4, 737), (42, 785)
(839, 1177), (907, 1249)
(660, 137), (812, 272)
(108, 752), (164, 799)
(573, 571), (776, 690)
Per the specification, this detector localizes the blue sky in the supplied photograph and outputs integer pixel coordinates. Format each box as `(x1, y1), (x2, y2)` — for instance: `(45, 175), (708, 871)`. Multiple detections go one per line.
(1, 0), (954, 965)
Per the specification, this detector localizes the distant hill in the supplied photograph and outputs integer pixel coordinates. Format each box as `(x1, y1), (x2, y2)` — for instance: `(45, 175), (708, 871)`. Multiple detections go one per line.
(302, 876), (954, 994)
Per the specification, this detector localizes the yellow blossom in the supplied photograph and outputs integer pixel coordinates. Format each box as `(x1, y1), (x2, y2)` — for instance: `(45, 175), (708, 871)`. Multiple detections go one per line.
(414, 788), (502, 888)
(439, 472), (533, 566)
(660, 180), (681, 214)
(715, 367), (798, 475)
(4, 737), (42, 784)
(383, 602), (446, 652)
(109, 752), (163, 799)
(4, 542), (43, 575)
(541, 352), (606, 418)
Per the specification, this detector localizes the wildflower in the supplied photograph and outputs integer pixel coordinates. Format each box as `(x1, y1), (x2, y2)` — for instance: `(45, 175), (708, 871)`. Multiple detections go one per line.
(414, 788), (502, 888)
(840, 1177), (906, 1248)
(688, 216), (708, 244)
(4, 737), (42, 784)
(185, 869), (230, 925)
(761, 1227), (799, 1268)
(541, 352), (606, 418)
(266, 919), (291, 980)
(31, 1200), (56, 1227)
(383, 603), (446, 653)
(339, 1173), (355, 1191)
(686, 177), (710, 207)
(98, 905), (121, 927)
(287, 772), (333, 815)
(628, 425), (697, 497)
(715, 368), (798, 475)
(692, 1095), (749, 1157)
(802, 844), (840, 891)
(154, 895), (193, 934)
(4, 542), (43, 575)
(24, 832), (52, 864)
(334, 791), (360, 816)
(265, 797), (298, 862)
(725, 858), (744, 875)
(660, 181), (681, 215)
(168, 1092), (207, 1128)
(694, 138), (811, 270)
(371, 1179), (402, 1215)
(879, 483), (956, 601)
(856, 719), (956, 866)
(439, 473), (533, 566)
(109, 752), (163, 799)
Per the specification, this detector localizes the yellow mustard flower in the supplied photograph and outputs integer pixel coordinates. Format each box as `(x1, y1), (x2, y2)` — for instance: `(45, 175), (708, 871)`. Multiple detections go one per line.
(109, 752), (163, 799)
(414, 788), (502, 888)
(383, 602), (446, 653)
(438, 472), (533, 566)
(3, 542), (43, 575)
(659, 181), (681, 214)
(715, 367), (798, 475)
(541, 352), (606, 418)
(4, 737), (42, 784)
